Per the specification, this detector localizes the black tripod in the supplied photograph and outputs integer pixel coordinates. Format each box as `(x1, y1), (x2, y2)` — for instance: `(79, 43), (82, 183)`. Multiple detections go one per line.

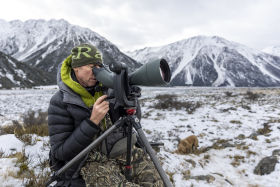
(45, 63), (172, 187)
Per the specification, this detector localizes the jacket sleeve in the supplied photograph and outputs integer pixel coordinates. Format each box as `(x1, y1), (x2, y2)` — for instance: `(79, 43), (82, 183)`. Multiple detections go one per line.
(48, 91), (101, 161)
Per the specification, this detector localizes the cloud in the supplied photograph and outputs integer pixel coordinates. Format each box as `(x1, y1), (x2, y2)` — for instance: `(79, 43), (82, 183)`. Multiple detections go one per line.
(1, 0), (280, 51)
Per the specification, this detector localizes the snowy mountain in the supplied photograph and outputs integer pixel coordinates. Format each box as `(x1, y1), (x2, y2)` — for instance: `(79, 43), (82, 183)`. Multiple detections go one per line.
(263, 46), (280, 57)
(127, 36), (280, 87)
(0, 51), (54, 88)
(0, 19), (140, 84)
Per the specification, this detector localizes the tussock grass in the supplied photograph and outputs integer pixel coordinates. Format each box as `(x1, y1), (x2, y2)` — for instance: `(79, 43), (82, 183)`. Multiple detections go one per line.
(2, 146), (51, 186)
(230, 155), (245, 167)
(0, 109), (51, 186)
(257, 123), (272, 135)
(24, 170), (51, 187)
(166, 171), (176, 184)
(246, 150), (257, 157)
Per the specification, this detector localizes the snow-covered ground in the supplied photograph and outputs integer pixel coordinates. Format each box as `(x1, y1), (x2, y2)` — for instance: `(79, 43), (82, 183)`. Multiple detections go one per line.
(0, 86), (58, 126)
(0, 86), (279, 186)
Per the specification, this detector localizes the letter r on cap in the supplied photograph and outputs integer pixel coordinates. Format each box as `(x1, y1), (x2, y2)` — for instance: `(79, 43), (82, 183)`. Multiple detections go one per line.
(73, 47), (92, 59)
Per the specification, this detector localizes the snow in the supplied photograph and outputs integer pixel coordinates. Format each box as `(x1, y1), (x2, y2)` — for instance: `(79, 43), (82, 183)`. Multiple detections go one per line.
(0, 158), (22, 187)
(0, 134), (24, 154)
(5, 73), (20, 85)
(263, 46), (280, 57)
(0, 87), (57, 125)
(0, 86), (279, 186)
(14, 69), (26, 79)
(8, 59), (16, 68)
(127, 35), (280, 86)
(0, 19), (103, 63)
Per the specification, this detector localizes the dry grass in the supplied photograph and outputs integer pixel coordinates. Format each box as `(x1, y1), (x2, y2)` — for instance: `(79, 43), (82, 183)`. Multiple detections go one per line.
(166, 171), (176, 184)
(230, 120), (242, 124)
(257, 123), (272, 135)
(0, 109), (51, 186)
(230, 155), (245, 167)
(3, 149), (51, 187)
(0, 110), (48, 145)
(246, 150), (257, 158)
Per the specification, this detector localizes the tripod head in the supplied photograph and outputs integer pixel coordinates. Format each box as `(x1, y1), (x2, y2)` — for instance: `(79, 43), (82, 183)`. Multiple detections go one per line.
(109, 62), (141, 109)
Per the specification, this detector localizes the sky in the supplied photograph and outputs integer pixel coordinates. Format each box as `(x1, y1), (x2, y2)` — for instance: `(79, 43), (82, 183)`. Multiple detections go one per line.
(1, 0), (280, 51)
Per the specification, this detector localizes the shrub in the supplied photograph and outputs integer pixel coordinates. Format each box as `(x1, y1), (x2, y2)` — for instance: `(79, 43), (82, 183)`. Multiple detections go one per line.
(16, 109), (48, 136)
(245, 91), (261, 101)
(241, 104), (251, 110)
(22, 109), (48, 128)
(153, 94), (202, 114)
(0, 110), (49, 145)
(224, 91), (233, 97)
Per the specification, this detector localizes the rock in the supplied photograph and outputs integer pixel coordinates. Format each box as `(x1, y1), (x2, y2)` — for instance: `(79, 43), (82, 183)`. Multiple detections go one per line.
(254, 156), (279, 175)
(272, 149), (280, 156)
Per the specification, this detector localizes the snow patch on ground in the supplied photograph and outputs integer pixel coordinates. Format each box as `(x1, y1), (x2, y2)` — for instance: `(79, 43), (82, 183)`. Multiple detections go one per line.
(0, 86), (279, 186)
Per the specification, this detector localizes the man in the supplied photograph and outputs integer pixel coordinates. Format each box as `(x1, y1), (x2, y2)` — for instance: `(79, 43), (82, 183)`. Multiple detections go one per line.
(48, 43), (163, 186)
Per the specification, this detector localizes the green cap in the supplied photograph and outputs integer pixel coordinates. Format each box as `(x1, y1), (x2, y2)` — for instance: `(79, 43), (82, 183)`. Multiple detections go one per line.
(71, 43), (102, 68)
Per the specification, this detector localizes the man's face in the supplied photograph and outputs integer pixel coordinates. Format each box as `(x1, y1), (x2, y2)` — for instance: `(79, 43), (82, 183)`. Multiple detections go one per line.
(73, 64), (98, 87)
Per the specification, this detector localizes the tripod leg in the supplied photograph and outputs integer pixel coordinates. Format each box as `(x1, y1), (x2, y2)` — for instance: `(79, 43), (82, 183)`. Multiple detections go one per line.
(134, 126), (173, 187)
(125, 120), (133, 181)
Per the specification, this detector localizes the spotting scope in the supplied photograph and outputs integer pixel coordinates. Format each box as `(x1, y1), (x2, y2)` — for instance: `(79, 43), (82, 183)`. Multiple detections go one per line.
(92, 59), (171, 88)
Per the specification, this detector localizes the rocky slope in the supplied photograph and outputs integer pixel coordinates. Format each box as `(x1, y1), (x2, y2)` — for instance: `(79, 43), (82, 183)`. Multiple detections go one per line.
(0, 19), (140, 85)
(127, 36), (280, 87)
(0, 51), (54, 88)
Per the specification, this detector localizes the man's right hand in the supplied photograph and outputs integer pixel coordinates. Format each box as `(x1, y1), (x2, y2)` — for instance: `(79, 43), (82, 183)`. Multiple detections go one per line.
(90, 95), (109, 125)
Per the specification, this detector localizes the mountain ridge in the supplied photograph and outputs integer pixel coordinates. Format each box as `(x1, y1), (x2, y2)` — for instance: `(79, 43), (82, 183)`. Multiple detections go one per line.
(1, 19), (280, 87)
(0, 19), (140, 87)
(0, 51), (54, 88)
(127, 35), (280, 87)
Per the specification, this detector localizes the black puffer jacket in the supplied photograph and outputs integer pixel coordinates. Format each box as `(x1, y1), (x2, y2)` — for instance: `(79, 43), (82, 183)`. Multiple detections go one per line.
(48, 60), (123, 186)
(48, 89), (123, 186)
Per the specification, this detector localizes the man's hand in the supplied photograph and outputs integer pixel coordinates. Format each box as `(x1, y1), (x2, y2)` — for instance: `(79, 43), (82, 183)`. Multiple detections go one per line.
(90, 95), (109, 125)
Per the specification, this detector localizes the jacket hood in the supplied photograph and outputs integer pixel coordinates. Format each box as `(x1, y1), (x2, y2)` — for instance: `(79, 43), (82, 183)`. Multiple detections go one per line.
(57, 55), (103, 108)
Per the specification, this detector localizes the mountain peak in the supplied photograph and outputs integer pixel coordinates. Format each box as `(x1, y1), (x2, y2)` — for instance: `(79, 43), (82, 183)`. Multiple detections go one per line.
(127, 35), (280, 87)
(0, 19), (140, 87)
